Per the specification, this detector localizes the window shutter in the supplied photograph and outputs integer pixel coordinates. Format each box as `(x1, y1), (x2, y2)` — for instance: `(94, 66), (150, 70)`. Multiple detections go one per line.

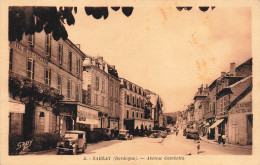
(49, 69), (52, 85)
(49, 35), (52, 57)
(32, 59), (35, 79)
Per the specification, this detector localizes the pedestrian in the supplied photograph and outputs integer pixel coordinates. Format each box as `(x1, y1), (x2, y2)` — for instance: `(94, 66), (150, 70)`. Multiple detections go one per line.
(176, 130), (179, 136)
(196, 140), (200, 154)
(222, 134), (226, 147)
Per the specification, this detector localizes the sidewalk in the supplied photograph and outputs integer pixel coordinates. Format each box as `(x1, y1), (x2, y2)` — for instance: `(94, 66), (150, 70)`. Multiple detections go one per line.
(200, 136), (252, 151)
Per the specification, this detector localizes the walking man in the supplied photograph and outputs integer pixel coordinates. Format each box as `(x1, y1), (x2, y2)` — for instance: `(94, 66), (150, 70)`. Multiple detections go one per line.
(196, 140), (200, 154)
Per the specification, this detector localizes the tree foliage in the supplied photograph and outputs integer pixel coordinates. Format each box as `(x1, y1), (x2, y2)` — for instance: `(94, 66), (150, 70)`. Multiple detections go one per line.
(9, 6), (134, 42)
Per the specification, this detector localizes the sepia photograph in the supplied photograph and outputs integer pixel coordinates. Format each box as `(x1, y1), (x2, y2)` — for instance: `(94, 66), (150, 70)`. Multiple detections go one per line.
(1, 1), (260, 165)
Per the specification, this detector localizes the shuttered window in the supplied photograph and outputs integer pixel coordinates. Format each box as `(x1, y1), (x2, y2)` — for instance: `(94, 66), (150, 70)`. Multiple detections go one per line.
(27, 58), (34, 79)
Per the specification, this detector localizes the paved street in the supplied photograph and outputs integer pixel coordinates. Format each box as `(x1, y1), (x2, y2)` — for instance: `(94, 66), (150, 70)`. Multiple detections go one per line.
(30, 133), (252, 156)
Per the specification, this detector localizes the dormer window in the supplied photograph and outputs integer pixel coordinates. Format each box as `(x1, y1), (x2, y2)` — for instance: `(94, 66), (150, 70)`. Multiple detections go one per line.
(28, 34), (35, 47)
(46, 34), (51, 57)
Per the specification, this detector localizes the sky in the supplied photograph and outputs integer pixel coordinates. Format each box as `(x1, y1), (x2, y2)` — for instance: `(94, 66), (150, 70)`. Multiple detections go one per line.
(65, 5), (251, 113)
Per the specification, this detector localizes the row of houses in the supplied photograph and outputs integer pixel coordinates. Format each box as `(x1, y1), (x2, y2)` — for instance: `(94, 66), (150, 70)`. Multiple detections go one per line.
(176, 58), (252, 145)
(8, 31), (165, 139)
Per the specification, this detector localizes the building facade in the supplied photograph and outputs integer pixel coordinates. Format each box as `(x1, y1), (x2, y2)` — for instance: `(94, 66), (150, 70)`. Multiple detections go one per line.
(119, 78), (154, 132)
(83, 56), (120, 131)
(9, 31), (87, 137)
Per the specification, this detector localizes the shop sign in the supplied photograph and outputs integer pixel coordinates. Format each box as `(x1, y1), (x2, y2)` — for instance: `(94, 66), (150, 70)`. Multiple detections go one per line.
(229, 101), (252, 114)
(76, 105), (98, 125)
(9, 100), (25, 113)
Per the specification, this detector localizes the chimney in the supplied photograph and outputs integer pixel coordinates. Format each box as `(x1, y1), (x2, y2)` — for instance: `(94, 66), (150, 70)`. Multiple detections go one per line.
(230, 63), (236, 76)
(75, 44), (80, 49)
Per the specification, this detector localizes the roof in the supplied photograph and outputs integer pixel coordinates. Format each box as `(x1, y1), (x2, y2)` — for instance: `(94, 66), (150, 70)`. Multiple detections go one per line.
(216, 75), (252, 100)
(149, 94), (158, 108)
(227, 84), (252, 110)
(66, 38), (87, 59)
(65, 130), (86, 134)
(235, 58), (252, 71)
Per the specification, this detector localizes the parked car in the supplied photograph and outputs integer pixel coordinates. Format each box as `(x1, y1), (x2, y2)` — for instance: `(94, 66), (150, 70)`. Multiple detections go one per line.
(183, 128), (187, 136)
(57, 130), (86, 155)
(165, 128), (171, 134)
(159, 130), (168, 138)
(185, 128), (200, 140)
(93, 128), (111, 140)
(118, 130), (133, 140)
(149, 130), (160, 138)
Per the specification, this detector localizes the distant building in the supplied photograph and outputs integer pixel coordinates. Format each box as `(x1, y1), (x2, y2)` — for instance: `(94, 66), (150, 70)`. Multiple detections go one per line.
(193, 85), (209, 134)
(83, 56), (120, 131)
(119, 78), (153, 132)
(144, 90), (165, 128)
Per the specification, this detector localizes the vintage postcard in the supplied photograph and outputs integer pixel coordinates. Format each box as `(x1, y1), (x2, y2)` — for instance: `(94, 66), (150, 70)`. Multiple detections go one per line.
(0, 0), (260, 165)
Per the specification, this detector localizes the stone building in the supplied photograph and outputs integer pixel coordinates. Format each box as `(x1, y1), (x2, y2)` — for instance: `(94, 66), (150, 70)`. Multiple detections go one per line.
(193, 85), (209, 135)
(8, 31), (88, 137)
(83, 56), (120, 131)
(217, 75), (252, 145)
(119, 78), (154, 132)
(207, 58), (252, 141)
(144, 90), (164, 128)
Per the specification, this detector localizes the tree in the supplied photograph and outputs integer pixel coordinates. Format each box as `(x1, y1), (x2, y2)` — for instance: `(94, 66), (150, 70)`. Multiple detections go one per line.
(9, 6), (134, 42)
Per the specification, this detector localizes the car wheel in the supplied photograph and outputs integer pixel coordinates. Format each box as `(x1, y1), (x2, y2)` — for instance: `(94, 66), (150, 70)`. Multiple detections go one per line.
(82, 145), (85, 153)
(73, 147), (77, 155)
(57, 149), (60, 155)
(73, 149), (77, 155)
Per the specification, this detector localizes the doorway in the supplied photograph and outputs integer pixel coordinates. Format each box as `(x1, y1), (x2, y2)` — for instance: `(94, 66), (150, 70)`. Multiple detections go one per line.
(247, 115), (253, 145)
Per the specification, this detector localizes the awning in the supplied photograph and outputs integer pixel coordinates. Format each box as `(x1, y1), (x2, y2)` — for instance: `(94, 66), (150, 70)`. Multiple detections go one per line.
(203, 122), (210, 127)
(76, 105), (99, 125)
(209, 119), (224, 129)
(9, 98), (25, 113)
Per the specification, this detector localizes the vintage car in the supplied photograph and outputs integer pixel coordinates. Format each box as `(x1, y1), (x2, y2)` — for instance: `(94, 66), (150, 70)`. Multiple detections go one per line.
(149, 130), (160, 138)
(159, 130), (168, 138)
(185, 128), (200, 140)
(118, 130), (133, 140)
(93, 128), (112, 140)
(57, 130), (87, 155)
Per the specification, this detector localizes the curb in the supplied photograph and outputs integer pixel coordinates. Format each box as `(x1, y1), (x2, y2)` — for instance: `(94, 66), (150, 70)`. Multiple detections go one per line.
(200, 137), (252, 151)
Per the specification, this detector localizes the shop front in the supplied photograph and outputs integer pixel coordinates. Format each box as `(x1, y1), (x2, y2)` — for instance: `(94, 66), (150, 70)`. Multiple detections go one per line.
(9, 98), (25, 135)
(228, 101), (252, 145)
(58, 102), (99, 136)
(76, 104), (99, 131)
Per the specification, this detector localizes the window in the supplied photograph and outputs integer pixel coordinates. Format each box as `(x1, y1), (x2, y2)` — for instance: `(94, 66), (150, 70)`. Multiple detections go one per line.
(141, 113), (143, 118)
(57, 74), (62, 95)
(132, 111), (134, 118)
(27, 58), (34, 79)
(9, 49), (13, 71)
(67, 79), (72, 99)
(76, 83), (79, 101)
(28, 34), (35, 47)
(137, 112), (139, 118)
(127, 95), (130, 105)
(95, 76), (99, 90)
(102, 79), (105, 92)
(68, 51), (72, 71)
(112, 85), (114, 97)
(58, 44), (63, 65)
(94, 94), (98, 105)
(45, 68), (51, 86)
(126, 110), (129, 118)
(46, 34), (51, 57)
(101, 96), (105, 107)
(76, 57), (81, 75)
